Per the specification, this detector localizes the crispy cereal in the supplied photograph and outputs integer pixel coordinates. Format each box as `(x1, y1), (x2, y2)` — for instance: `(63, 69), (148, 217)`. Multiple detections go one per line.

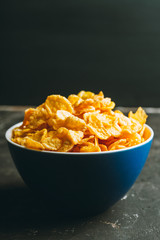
(12, 91), (148, 152)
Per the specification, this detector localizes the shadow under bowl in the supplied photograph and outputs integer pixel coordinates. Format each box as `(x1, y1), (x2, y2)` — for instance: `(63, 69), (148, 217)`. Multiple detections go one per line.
(5, 123), (154, 216)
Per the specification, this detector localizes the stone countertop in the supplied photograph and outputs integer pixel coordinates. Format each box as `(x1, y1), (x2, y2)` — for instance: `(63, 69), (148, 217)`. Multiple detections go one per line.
(0, 107), (160, 240)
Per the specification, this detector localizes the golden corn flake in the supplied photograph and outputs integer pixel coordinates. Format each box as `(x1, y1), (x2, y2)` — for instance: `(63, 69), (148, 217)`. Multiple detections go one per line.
(86, 113), (121, 140)
(129, 107), (147, 125)
(45, 95), (73, 115)
(42, 137), (62, 151)
(64, 115), (86, 131)
(22, 104), (49, 130)
(77, 91), (95, 100)
(47, 110), (72, 130)
(56, 127), (84, 145)
(12, 91), (148, 152)
(22, 137), (45, 150)
(80, 143), (101, 152)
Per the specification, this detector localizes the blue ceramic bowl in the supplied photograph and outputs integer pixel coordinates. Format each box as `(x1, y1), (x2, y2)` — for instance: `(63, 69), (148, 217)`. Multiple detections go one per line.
(6, 122), (154, 216)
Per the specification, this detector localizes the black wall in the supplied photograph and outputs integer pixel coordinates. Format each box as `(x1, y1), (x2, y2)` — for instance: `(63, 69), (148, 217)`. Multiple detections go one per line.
(1, 0), (160, 106)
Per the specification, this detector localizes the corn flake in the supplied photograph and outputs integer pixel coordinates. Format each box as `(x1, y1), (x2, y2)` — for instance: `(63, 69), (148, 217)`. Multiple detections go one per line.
(12, 91), (149, 152)
(45, 95), (73, 115)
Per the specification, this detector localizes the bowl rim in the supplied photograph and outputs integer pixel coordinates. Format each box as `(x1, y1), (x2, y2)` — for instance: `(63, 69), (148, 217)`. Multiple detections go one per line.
(5, 122), (154, 155)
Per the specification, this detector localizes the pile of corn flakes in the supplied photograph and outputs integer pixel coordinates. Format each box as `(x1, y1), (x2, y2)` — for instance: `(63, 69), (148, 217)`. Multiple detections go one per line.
(12, 91), (148, 152)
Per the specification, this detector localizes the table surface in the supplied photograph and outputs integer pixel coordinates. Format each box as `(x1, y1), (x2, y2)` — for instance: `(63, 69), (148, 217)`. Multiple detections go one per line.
(0, 107), (160, 240)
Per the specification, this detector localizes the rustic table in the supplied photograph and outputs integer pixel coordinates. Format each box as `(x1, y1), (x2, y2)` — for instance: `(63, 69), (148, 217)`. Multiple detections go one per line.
(0, 107), (160, 240)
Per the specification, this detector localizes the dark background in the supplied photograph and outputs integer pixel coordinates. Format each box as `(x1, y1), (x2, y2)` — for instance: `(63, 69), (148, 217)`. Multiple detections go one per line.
(1, 0), (160, 107)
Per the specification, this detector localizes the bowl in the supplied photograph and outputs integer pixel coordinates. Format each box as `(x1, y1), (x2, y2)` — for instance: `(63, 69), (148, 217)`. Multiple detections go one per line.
(5, 122), (154, 216)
